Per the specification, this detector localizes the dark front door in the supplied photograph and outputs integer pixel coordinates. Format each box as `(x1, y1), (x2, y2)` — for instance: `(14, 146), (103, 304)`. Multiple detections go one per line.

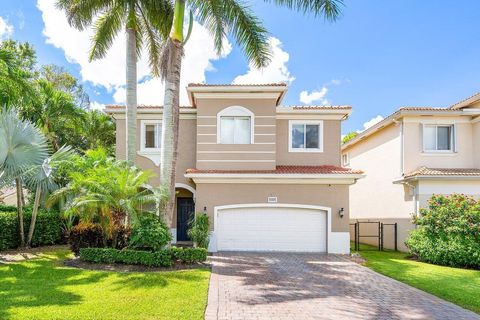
(177, 197), (195, 241)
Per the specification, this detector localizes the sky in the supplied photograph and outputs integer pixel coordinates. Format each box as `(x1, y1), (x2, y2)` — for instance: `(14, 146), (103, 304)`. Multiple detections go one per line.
(0, 1), (479, 134)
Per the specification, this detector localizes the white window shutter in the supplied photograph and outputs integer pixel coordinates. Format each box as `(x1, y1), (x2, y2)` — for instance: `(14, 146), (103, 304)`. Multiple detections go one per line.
(453, 124), (458, 152)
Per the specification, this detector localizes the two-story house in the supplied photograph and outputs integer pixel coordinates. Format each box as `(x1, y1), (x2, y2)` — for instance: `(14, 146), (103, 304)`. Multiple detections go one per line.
(342, 92), (480, 251)
(106, 83), (363, 254)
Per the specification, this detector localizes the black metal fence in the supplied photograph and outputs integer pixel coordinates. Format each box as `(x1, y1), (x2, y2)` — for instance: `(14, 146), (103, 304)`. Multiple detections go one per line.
(350, 221), (398, 251)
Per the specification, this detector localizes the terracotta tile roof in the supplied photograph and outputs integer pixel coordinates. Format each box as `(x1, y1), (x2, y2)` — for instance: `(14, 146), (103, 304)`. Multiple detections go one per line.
(186, 165), (363, 175)
(105, 105), (193, 109)
(187, 83), (287, 87)
(404, 166), (480, 179)
(282, 106), (352, 110)
(398, 106), (449, 111)
(449, 92), (480, 109)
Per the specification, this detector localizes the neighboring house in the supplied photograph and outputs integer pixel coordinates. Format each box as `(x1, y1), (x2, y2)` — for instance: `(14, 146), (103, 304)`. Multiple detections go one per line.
(342, 92), (480, 251)
(106, 83), (363, 254)
(0, 187), (18, 206)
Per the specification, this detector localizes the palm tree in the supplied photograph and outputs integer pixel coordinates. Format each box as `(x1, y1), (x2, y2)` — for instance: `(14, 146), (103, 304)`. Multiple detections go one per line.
(0, 108), (49, 247)
(24, 146), (74, 247)
(56, 0), (173, 163)
(158, 0), (343, 226)
(48, 151), (162, 241)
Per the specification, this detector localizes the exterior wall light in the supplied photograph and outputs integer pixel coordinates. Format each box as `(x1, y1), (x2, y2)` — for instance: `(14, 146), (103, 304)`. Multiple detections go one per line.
(338, 207), (344, 218)
(203, 206), (207, 215)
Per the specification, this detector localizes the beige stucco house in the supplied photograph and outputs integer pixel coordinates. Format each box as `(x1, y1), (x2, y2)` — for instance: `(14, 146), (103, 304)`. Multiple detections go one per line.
(106, 83), (363, 254)
(342, 92), (480, 251)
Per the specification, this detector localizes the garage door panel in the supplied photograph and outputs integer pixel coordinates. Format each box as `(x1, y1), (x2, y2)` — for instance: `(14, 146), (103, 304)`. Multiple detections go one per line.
(217, 206), (327, 252)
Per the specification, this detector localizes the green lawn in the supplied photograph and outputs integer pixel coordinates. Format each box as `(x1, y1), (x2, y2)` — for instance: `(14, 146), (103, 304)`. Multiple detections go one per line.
(353, 243), (480, 314)
(0, 248), (210, 320)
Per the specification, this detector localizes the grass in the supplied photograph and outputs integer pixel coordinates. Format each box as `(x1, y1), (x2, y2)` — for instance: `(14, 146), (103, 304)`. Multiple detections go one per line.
(0, 248), (210, 320)
(353, 243), (480, 314)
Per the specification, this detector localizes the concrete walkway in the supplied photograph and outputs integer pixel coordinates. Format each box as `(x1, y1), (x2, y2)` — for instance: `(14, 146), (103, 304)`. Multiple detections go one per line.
(205, 252), (479, 320)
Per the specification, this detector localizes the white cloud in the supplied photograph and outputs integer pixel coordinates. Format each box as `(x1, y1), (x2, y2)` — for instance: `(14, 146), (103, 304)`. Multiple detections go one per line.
(89, 101), (105, 111)
(37, 0), (232, 105)
(299, 87), (329, 104)
(233, 37), (294, 84)
(0, 17), (13, 39)
(361, 115), (384, 131)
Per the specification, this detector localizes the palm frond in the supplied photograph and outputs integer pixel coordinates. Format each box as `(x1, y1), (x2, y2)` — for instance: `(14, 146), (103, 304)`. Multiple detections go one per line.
(264, 0), (343, 20)
(88, 2), (125, 61)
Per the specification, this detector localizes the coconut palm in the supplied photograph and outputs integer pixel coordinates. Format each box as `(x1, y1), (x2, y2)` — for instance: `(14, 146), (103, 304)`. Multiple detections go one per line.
(23, 146), (74, 247)
(56, 0), (174, 163)
(158, 0), (343, 226)
(0, 108), (49, 247)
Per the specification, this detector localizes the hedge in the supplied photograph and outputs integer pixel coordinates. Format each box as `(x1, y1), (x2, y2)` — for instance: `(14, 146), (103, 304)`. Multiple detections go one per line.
(79, 246), (208, 267)
(0, 208), (63, 251)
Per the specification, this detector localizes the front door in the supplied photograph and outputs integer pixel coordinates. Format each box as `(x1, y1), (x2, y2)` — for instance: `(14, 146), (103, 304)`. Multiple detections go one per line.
(176, 197), (195, 241)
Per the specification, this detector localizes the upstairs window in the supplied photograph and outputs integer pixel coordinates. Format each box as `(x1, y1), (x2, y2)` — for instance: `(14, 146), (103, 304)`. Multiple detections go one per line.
(289, 120), (323, 152)
(217, 106), (254, 144)
(141, 121), (162, 151)
(423, 124), (455, 152)
(342, 153), (350, 166)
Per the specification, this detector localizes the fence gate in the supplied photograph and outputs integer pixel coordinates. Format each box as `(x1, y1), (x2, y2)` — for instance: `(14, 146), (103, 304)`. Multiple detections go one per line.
(350, 221), (398, 251)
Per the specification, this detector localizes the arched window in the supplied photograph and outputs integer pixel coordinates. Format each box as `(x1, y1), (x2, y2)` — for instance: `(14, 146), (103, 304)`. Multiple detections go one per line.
(217, 106), (254, 144)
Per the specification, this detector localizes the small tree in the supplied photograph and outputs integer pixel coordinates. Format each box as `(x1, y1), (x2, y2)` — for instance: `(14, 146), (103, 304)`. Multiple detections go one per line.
(342, 131), (358, 144)
(24, 146), (74, 247)
(0, 108), (49, 247)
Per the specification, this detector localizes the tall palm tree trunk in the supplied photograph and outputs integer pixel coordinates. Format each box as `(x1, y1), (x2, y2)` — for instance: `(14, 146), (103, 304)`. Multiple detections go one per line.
(15, 177), (25, 247)
(126, 27), (138, 164)
(160, 0), (185, 229)
(26, 186), (42, 247)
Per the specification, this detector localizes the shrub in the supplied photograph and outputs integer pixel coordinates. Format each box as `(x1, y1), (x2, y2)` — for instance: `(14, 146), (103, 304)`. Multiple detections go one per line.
(79, 247), (208, 267)
(187, 213), (210, 249)
(79, 248), (171, 267)
(0, 204), (16, 212)
(69, 222), (105, 255)
(128, 213), (171, 251)
(170, 246), (208, 264)
(405, 194), (480, 269)
(0, 207), (63, 251)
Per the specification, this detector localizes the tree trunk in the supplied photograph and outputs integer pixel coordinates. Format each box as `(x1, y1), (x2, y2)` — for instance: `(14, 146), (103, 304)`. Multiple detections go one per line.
(26, 185), (42, 247)
(15, 177), (25, 247)
(126, 27), (138, 164)
(160, 0), (185, 229)
(160, 40), (183, 229)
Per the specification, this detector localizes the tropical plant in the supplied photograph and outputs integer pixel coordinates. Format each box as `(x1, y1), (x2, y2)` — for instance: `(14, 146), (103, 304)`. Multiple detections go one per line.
(78, 110), (116, 154)
(342, 131), (358, 144)
(47, 148), (162, 241)
(157, 0), (344, 227)
(0, 108), (49, 247)
(129, 213), (172, 251)
(0, 44), (36, 106)
(56, 0), (174, 163)
(188, 213), (210, 249)
(23, 146), (74, 247)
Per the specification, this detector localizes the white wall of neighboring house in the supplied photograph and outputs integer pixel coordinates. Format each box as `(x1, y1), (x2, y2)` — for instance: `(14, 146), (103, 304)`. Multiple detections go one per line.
(345, 123), (414, 251)
(0, 188), (17, 206)
(417, 180), (480, 208)
(473, 121), (480, 168)
(403, 116), (475, 173)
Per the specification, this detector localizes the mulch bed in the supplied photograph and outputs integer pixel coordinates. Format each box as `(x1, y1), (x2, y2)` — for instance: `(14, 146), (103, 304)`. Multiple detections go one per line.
(347, 253), (367, 265)
(64, 257), (211, 273)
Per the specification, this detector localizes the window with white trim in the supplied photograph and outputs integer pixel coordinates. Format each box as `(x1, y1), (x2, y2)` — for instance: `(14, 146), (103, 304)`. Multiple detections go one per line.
(423, 124), (455, 152)
(217, 106), (254, 144)
(141, 121), (162, 151)
(289, 120), (323, 152)
(342, 153), (349, 166)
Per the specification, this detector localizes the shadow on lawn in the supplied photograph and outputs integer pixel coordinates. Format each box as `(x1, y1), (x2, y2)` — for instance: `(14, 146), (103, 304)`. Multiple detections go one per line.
(0, 251), (109, 319)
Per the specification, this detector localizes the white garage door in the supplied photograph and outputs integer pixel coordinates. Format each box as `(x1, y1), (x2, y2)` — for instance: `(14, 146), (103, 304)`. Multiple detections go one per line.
(216, 206), (327, 252)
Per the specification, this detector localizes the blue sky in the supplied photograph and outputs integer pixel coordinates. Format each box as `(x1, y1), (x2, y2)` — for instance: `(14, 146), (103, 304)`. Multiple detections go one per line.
(0, 1), (479, 134)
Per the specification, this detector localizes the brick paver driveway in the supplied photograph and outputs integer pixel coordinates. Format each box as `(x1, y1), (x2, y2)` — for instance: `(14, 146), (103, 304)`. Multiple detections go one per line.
(205, 252), (479, 320)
